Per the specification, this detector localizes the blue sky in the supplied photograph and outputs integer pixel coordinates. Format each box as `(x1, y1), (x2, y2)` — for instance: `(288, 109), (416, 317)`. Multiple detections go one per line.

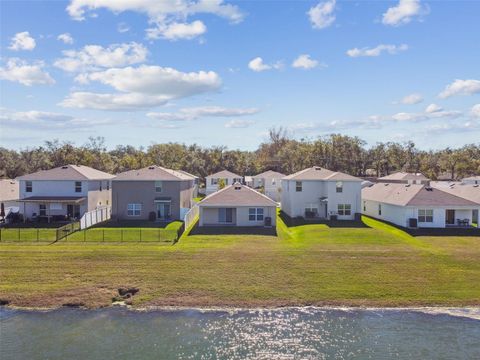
(1, 0), (479, 150)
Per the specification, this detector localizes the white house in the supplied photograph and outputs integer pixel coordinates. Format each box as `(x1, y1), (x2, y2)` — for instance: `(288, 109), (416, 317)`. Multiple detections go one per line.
(16, 165), (115, 221)
(205, 170), (243, 195)
(251, 170), (285, 202)
(281, 166), (362, 221)
(198, 183), (277, 227)
(362, 183), (480, 228)
(377, 172), (429, 185)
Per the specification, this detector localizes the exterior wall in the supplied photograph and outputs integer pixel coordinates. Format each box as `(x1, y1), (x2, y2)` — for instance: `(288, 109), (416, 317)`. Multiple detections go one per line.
(87, 180), (112, 210)
(362, 199), (479, 228)
(281, 179), (361, 220)
(19, 180), (88, 199)
(21, 202), (87, 220)
(199, 206), (277, 227)
(253, 177), (282, 202)
(205, 176), (242, 195)
(112, 180), (194, 221)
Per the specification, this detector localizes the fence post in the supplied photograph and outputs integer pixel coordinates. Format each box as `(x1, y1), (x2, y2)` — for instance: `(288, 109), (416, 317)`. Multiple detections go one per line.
(0, 229), (2, 242)
(140, 229), (142, 242)
(103, 229), (105, 242)
(84, 229), (86, 242)
(37, 228), (39, 242)
(121, 229), (123, 243)
(158, 229), (160, 242)
(18, 228), (20, 241)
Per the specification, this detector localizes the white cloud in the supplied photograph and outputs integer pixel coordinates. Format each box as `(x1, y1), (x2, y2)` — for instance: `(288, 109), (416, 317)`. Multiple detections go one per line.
(66, 0), (244, 40)
(147, 20), (206, 40)
(400, 93), (423, 105)
(308, 0), (336, 29)
(61, 65), (222, 110)
(9, 31), (36, 51)
(248, 57), (283, 72)
(117, 22), (130, 33)
(382, 0), (428, 26)
(57, 33), (74, 44)
(391, 109), (462, 122)
(225, 119), (254, 128)
(425, 121), (480, 134)
(347, 44), (408, 57)
(470, 104), (480, 118)
(425, 103), (442, 113)
(0, 58), (55, 86)
(54, 42), (148, 72)
(438, 79), (480, 98)
(147, 106), (259, 121)
(292, 54), (322, 70)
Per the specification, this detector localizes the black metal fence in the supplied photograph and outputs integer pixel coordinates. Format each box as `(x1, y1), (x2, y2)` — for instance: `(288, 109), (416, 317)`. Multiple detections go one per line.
(56, 222), (81, 241)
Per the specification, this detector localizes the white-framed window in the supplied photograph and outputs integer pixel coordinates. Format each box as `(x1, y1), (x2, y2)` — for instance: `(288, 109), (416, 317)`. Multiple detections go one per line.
(296, 181), (302, 192)
(127, 203), (141, 216)
(155, 181), (163, 193)
(363, 201), (366, 211)
(418, 209), (433, 223)
(99, 181), (102, 191)
(336, 181), (343, 193)
(305, 204), (318, 218)
(249, 208), (264, 221)
(378, 204), (382, 216)
(39, 204), (46, 216)
(75, 181), (82, 193)
(338, 204), (351, 216)
(211, 178), (218, 185)
(107, 181), (110, 190)
(26, 181), (32, 192)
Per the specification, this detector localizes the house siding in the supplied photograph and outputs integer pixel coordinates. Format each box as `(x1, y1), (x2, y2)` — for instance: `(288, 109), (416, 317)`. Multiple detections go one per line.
(205, 176), (243, 195)
(199, 206), (276, 227)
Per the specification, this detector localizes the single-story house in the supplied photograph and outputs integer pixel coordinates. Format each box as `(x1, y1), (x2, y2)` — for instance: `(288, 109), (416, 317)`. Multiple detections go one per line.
(377, 172), (429, 185)
(362, 183), (480, 228)
(16, 165), (114, 221)
(198, 183), (277, 227)
(112, 165), (196, 221)
(205, 170), (243, 195)
(281, 166), (362, 221)
(251, 170), (285, 202)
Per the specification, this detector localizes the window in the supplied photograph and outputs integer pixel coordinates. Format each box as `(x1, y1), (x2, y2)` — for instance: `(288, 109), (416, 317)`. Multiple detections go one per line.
(336, 181), (343, 193)
(296, 181), (302, 192)
(211, 178), (218, 185)
(338, 204), (351, 216)
(107, 181), (110, 190)
(249, 208), (264, 221)
(305, 204), (318, 218)
(75, 181), (82, 193)
(155, 181), (163, 193)
(218, 208), (233, 223)
(225, 179), (229, 185)
(99, 181), (102, 191)
(378, 204), (382, 216)
(272, 178), (276, 185)
(363, 201), (366, 212)
(39, 204), (46, 216)
(418, 209), (433, 223)
(26, 181), (32, 192)
(106, 200), (109, 205)
(127, 203), (141, 216)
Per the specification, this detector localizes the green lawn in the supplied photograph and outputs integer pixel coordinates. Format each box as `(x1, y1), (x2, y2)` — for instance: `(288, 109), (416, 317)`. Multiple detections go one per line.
(0, 216), (479, 308)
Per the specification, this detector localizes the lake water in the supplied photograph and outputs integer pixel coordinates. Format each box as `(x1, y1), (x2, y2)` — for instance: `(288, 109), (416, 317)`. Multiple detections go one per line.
(1, 307), (479, 359)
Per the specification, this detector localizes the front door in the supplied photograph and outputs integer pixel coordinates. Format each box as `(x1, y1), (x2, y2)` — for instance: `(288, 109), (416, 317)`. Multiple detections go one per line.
(67, 205), (80, 218)
(156, 203), (171, 220)
(445, 209), (455, 225)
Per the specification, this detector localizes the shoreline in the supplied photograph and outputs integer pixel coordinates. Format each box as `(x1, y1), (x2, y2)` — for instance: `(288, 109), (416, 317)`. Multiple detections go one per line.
(2, 304), (480, 321)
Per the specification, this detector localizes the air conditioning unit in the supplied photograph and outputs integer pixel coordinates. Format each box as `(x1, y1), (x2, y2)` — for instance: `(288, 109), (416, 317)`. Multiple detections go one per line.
(408, 218), (418, 228)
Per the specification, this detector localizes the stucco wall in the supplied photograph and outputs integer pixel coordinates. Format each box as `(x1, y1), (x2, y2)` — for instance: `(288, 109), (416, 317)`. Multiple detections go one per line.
(199, 206), (276, 227)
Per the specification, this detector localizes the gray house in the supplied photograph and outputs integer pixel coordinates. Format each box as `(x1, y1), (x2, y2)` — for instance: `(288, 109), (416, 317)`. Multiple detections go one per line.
(112, 165), (196, 221)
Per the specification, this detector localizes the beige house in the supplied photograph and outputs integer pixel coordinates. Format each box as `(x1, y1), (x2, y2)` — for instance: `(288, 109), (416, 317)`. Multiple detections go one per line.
(251, 170), (285, 202)
(205, 170), (243, 195)
(112, 165), (196, 221)
(377, 172), (430, 185)
(198, 183), (277, 227)
(16, 165), (114, 221)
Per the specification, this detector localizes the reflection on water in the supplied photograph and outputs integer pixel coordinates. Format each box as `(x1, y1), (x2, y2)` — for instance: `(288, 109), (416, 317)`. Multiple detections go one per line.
(1, 307), (479, 359)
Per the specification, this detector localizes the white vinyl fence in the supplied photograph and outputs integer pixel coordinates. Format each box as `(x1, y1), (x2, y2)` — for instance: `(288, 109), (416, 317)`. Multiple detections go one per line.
(80, 206), (111, 230)
(184, 204), (199, 230)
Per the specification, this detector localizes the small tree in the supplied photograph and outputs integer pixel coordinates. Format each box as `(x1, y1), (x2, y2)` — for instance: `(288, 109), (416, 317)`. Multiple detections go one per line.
(218, 178), (226, 189)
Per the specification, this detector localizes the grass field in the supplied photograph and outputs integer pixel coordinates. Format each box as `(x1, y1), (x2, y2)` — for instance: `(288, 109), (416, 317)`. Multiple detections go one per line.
(0, 216), (479, 308)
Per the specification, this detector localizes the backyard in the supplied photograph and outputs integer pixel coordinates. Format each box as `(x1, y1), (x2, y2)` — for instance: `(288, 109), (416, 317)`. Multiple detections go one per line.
(0, 216), (479, 308)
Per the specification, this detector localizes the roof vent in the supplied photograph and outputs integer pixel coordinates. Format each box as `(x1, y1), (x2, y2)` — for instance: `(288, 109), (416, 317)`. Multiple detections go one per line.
(148, 166), (155, 170)
(474, 184), (479, 188)
(314, 166), (322, 170)
(405, 184), (410, 187)
(233, 181), (242, 190)
(61, 166), (68, 169)
(425, 186), (433, 191)
(384, 183), (389, 186)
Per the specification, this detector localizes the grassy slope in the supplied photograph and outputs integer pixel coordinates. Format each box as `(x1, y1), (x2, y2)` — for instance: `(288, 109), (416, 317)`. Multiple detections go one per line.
(0, 216), (479, 308)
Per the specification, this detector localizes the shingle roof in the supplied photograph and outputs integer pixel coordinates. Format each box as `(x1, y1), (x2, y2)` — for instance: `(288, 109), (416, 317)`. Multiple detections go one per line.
(176, 170), (198, 179)
(378, 172), (429, 181)
(362, 183), (478, 207)
(283, 166), (362, 181)
(463, 175), (480, 181)
(199, 184), (278, 207)
(207, 170), (241, 178)
(16, 165), (114, 181)
(113, 165), (193, 181)
(0, 179), (19, 201)
(430, 181), (480, 205)
(252, 170), (285, 179)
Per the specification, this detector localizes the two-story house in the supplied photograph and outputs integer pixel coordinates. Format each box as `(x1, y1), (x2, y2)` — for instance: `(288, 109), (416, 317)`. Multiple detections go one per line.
(205, 170), (243, 195)
(251, 170), (285, 202)
(281, 166), (362, 221)
(17, 165), (114, 221)
(111, 165), (196, 221)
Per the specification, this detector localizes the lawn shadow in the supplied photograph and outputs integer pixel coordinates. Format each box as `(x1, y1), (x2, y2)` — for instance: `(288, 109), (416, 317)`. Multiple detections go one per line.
(93, 220), (174, 229)
(279, 211), (369, 229)
(189, 224), (277, 236)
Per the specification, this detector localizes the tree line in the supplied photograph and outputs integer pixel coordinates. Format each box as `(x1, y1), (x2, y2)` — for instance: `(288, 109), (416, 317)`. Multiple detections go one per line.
(1, 128), (478, 181)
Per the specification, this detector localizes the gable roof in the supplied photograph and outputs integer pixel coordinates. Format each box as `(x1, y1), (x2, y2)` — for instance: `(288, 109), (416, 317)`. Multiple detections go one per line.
(176, 170), (198, 179)
(113, 165), (193, 181)
(362, 183), (478, 207)
(378, 172), (429, 181)
(283, 166), (362, 181)
(199, 184), (277, 207)
(252, 170), (285, 179)
(16, 165), (114, 181)
(430, 181), (480, 205)
(207, 169), (241, 179)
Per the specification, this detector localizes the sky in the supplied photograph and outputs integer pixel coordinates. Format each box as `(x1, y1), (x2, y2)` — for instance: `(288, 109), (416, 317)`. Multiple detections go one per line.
(1, 0), (479, 151)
